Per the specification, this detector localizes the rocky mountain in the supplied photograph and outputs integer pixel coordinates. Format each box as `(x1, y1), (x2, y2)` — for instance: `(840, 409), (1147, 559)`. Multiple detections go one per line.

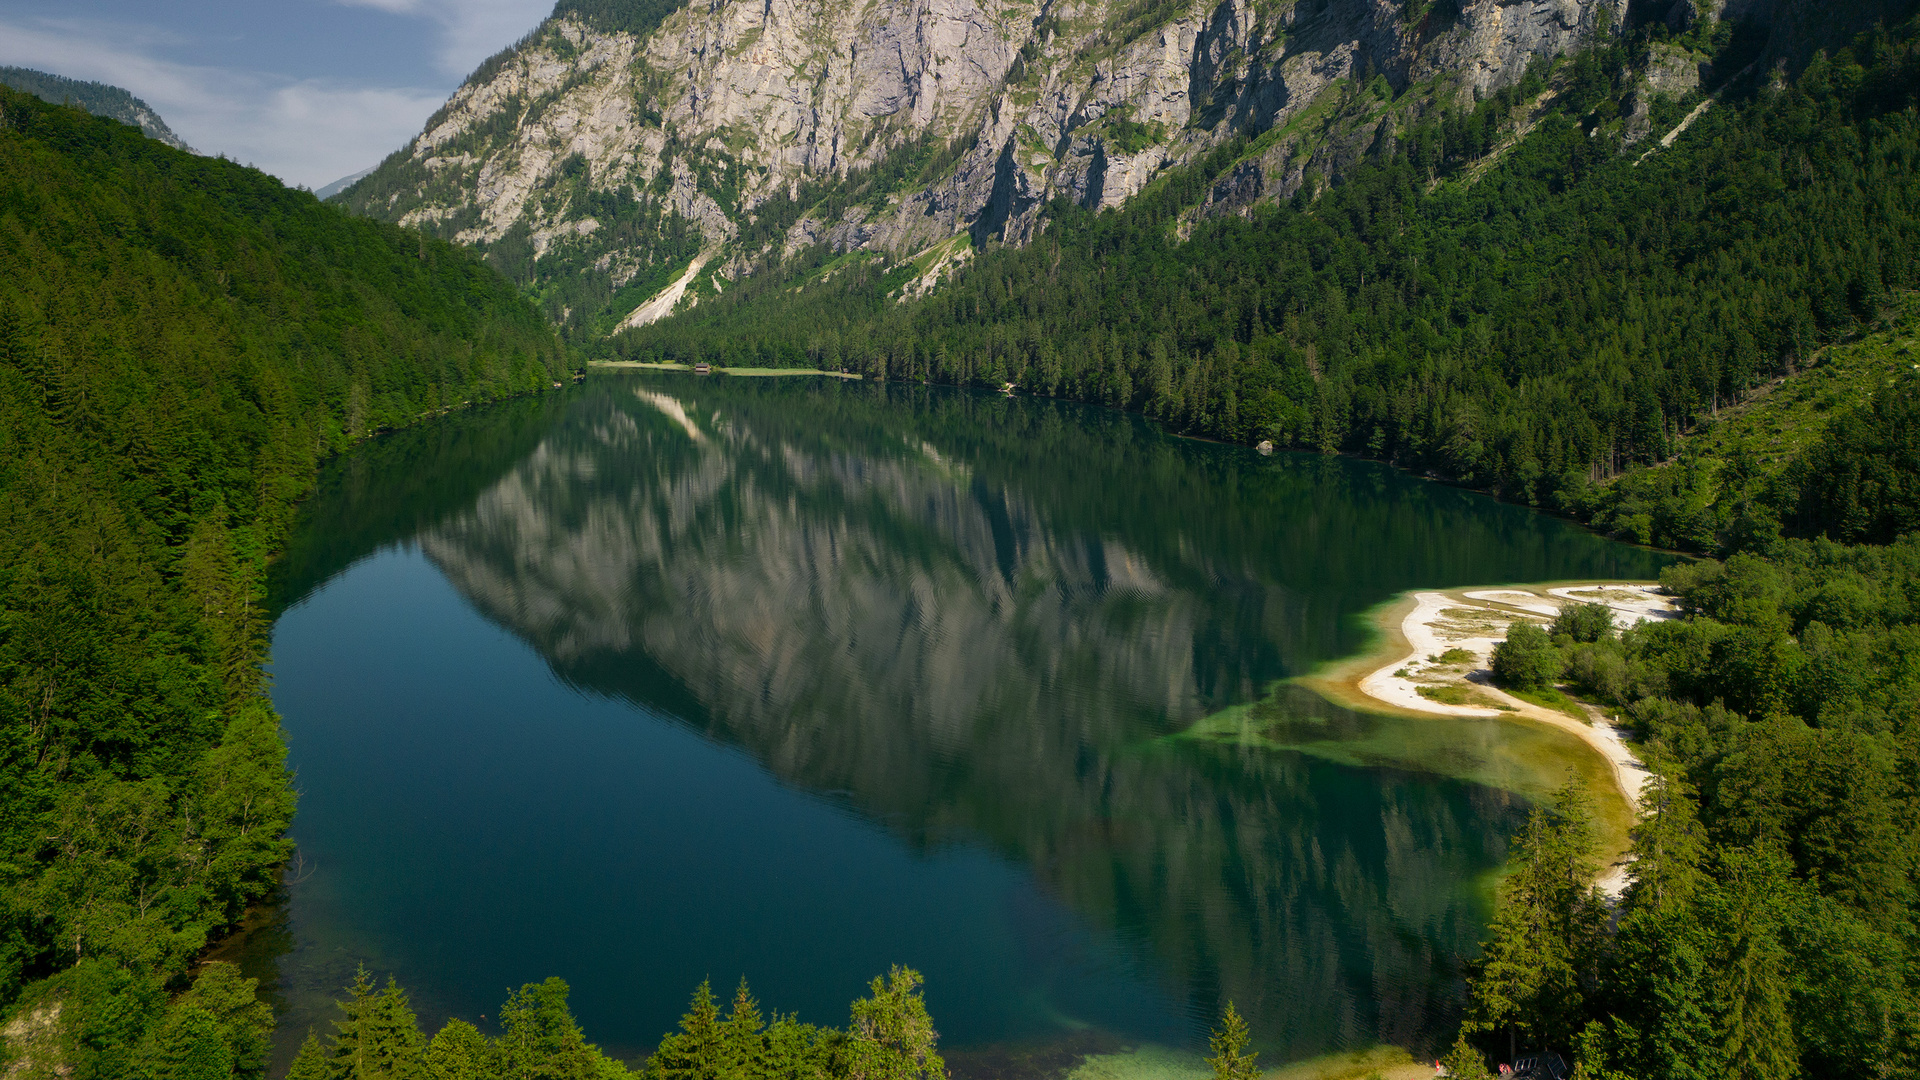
(0, 66), (193, 151)
(336, 0), (1890, 335)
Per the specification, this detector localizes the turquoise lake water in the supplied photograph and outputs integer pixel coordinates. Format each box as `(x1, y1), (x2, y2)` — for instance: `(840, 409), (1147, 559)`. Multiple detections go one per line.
(258, 375), (1669, 1074)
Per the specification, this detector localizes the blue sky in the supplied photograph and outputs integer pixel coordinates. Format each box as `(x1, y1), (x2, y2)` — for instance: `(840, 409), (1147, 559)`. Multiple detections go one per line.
(0, 0), (553, 188)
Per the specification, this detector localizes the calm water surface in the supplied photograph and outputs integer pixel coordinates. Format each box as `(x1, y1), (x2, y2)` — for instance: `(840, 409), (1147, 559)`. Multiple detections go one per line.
(258, 376), (1668, 1074)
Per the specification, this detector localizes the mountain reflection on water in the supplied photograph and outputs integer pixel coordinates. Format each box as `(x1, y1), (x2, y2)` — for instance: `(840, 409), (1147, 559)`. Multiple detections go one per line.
(269, 376), (1669, 1070)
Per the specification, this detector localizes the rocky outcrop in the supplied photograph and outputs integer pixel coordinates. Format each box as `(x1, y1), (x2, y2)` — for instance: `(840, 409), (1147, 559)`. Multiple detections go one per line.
(1622, 40), (1705, 144)
(341, 0), (1644, 325)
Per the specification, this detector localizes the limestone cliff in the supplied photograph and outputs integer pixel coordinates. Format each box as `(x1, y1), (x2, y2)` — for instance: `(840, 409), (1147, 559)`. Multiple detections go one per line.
(339, 0), (1667, 330)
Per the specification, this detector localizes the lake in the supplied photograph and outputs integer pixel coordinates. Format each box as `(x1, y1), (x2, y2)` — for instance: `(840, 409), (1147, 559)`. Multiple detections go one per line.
(253, 374), (1669, 1075)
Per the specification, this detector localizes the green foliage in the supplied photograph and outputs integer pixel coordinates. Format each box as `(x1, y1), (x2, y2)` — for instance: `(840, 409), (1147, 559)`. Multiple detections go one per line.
(1464, 777), (1610, 1058)
(326, 968), (426, 1079)
(0, 83), (562, 1073)
(1439, 1034), (1492, 1080)
(1552, 603), (1616, 644)
(1462, 532), (1920, 1074)
(497, 977), (625, 1080)
(0, 960), (273, 1080)
(0, 66), (188, 148)
(1491, 622), (1563, 690)
(288, 970), (940, 1080)
(1204, 1002), (1259, 1080)
(845, 967), (943, 1080)
(646, 975), (838, 1080)
(297, 973), (630, 1080)
(1788, 370), (1920, 543)
(1581, 300), (1920, 552)
(290, 1032), (330, 1080)
(547, 0), (687, 34)
(421, 1019), (496, 1080)
(130, 962), (275, 1080)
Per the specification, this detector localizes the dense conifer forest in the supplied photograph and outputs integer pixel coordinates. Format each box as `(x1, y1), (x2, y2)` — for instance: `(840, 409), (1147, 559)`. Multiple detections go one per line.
(1457, 534), (1920, 1076)
(0, 86), (564, 1077)
(0, 66), (190, 151)
(1455, 301), (1920, 1076)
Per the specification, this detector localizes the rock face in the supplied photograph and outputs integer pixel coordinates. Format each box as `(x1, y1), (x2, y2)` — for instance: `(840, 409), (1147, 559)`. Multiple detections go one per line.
(1622, 40), (1705, 145)
(341, 0), (1637, 325)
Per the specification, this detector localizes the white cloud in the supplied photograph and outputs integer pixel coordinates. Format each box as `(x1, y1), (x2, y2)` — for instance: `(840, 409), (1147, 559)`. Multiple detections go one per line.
(0, 15), (451, 188)
(335, 0), (552, 78)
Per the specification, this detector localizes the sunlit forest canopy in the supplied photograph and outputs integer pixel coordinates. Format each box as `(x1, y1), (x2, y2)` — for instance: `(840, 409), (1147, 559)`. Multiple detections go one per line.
(0, 84), (563, 1078)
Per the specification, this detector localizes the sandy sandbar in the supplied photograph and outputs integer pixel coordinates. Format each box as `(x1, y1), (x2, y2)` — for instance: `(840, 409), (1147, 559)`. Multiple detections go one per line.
(1306, 581), (1678, 896)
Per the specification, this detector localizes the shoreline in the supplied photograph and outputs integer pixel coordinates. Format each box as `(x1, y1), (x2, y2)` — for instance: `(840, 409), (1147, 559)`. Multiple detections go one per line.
(1299, 580), (1679, 896)
(589, 360), (863, 379)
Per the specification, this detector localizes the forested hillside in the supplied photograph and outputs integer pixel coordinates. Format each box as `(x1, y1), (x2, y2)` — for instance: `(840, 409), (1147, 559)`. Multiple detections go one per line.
(0, 66), (191, 151)
(1583, 299), (1920, 549)
(613, 13), (1920, 546)
(0, 86), (564, 1077)
(1453, 386), (1920, 1079)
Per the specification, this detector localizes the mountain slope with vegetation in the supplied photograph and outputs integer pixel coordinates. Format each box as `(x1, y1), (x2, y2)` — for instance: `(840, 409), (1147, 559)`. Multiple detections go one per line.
(1452, 383), (1920, 1077)
(0, 66), (192, 151)
(0, 85), (564, 1078)
(613, 7), (1920, 538)
(1586, 299), (1920, 549)
(338, 0), (1649, 336)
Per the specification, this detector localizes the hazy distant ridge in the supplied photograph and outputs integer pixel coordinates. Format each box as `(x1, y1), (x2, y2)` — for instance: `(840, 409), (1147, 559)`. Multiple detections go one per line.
(0, 65), (192, 151)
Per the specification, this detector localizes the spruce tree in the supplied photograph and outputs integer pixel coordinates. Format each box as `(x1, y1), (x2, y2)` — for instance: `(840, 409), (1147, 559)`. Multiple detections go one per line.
(289, 1030), (330, 1080)
(1706, 850), (1799, 1080)
(1465, 777), (1609, 1060)
(325, 968), (426, 1079)
(647, 980), (724, 1080)
(722, 978), (766, 1079)
(496, 977), (611, 1080)
(422, 1019), (498, 1080)
(1204, 1002), (1259, 1080)
(1439, 1033), (1491, 1080)
(1626, 771), (1705, 913)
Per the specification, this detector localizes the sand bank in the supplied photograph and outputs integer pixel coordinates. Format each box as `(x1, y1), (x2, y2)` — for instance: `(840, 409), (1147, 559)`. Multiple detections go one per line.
(1306, 582), (1679, 896)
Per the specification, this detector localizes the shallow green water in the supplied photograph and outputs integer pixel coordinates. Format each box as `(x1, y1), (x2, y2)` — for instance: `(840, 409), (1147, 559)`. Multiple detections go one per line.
(260, 376), (1669, 1074)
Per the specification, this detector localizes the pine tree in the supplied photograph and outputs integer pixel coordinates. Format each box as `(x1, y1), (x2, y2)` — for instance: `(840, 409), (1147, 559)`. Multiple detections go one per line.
(422, 1019), (498, 1080)
(289, 1030), (330, 1080)
(647, 980), (724, 1080)
(722, 978), (766, 1080)
(1439, 1033), (1491, 1080)
(1204, 1002), (1259, 1080)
